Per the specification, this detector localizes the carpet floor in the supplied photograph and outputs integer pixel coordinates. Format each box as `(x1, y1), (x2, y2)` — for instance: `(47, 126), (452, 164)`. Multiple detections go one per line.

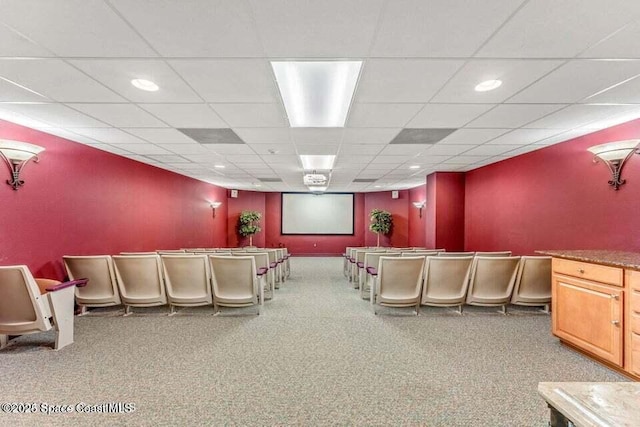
(0, 257), (625, 426)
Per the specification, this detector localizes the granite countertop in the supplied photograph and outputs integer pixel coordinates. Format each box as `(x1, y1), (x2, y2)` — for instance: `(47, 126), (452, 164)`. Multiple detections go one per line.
(535, 250), (640, 270)
(538, 382), (640, 427)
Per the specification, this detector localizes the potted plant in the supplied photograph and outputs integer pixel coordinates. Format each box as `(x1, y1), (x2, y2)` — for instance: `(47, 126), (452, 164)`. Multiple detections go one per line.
(369, 209), (393, 247)
(238, 210), (262, 246)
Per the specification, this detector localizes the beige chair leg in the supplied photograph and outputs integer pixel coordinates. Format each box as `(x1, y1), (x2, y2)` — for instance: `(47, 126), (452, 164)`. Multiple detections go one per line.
(213, 301), (220, 316)
(169, 305), (177, 316)
(0, 335), (8, 349)
(500, 305), (507, 315)
(543, 304), (550, 314)
(47, 286), (76, 350)
(123, 305), (132, 316)
(415, 303), (420, 316)
(457, 305), (463, 315)
(78, 306), (88, 316)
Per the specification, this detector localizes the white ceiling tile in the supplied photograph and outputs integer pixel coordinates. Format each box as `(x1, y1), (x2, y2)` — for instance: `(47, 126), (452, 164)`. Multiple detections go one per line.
(122, 128), (200, 144)
(438, 155), (487, 164)
(371, 0), (525, 57)
(260, 154), (299, 164)
(249, 0), (384, 57)
(486, 129), (566, 145)
(509, 60), (640, 103)
(0, 59), (124, 102)
(183, 154), (225, 163)
(477, 0), (640, 58)
(581, 20), (640, 59)
(411, 155), (452, 164)
(146, 154), (191, 163)
(0, 0), (156, 57)
(0, 79), (49, 102)
(439, 128), (510, 144)
(233, 128), (291, 144)
(407, 104), (494, 128)
(139, 104), (227, 128)
(501, 145), (544, 157)
(378, 145), (422, 156)
(576, 108), (640, 132)
(249, 144), (296, 155)
(347, 103), (423, 128)
(160, 144), (211, 155)
(342, 128), (401, 144)
(208, 144), (255, 155)
(339, 144), (385, 155)
(463, 144), (530, 156)
(70, 127), (149, 144)
(533, 129), (595, 146)
(357, 59), (464, 103)
(290, 128), (344, 145)
(0, 23), (53, 57)
(116, 143), (172, 155)
(432, 60), (563, 104)
(296, 145), (340, 155)
(70, 60), (201, 103)
(211, 104), (286, 127)
(422, 144), (477, 156)
(110, 0), (263, 57)
(224, 154), (263, 163)
(91, 144), (133, 156)
(524, 104), (638, 129)
(585, 75), (640, 104)
(371, 155), (414, 164)
(70, 104), (167, 128)
(467, 104), (567, 128)
(171, 60), (279, 103)
(2, 103), (109, 127)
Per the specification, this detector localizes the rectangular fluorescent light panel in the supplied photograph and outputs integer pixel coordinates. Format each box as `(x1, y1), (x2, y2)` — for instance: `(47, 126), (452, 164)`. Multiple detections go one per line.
(308, 186), (327, 192)
(271, 61), (362, 127)
(300, 155), (336, 171)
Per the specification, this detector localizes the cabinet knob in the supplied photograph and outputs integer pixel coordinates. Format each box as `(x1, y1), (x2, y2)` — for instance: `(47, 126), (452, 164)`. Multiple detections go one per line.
(578, 268), (585, 274)
(609, 294), (619, 300)
(611, 320), (620, 326)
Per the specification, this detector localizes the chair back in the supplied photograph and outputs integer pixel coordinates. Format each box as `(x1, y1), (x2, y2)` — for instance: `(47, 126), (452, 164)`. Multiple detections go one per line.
(466, 256), (521, 305)
(161, 255), (212, 305)
(406, 250), (440, 257)
(511, 256), (552, 305)
(112, 255), (167, 306)
(377, 256), (425, 304)
(364, 252), (398, 271)
(438, 252), (475, 257)
(474, 251), (512, 257)
(0, 265), (51, 334)
(63, 255), (121, 306)
(209, 256), (257, 303)
(422, 256), (474, 306)
(119, 252), (158, 255)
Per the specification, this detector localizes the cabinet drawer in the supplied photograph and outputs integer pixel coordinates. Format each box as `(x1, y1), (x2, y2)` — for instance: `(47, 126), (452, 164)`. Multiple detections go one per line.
(631, 312), (640, 334)
(552, 258), (622, 286)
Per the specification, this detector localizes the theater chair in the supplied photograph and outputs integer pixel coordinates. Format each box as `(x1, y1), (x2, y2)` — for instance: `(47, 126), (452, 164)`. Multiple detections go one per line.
(161, 254), (213, 315)
(63, 255), (121, 314)
(232, 252), (273, 300)
(209, 256), (264, 315)
(474, 251), (513, 257)
(466, 256), (521, 314)
(0, 266), (87, 350)
(373, 256), (425, 315)
(511, 256), (552, 313)
(112, 255), (167, 315)
(362, 252), (399, 300)
(421, 256), (474, 314)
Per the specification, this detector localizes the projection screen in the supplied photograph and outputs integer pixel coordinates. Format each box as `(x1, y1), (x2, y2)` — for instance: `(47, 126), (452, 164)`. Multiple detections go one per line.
(281, 193), (354, 235)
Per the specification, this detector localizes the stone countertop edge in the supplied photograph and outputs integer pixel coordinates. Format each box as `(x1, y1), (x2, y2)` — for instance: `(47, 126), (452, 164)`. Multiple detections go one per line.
(535, 250), (640, 271)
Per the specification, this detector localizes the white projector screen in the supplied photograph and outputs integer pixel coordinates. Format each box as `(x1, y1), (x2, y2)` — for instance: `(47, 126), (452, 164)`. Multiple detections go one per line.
(281, 193), (354, 235)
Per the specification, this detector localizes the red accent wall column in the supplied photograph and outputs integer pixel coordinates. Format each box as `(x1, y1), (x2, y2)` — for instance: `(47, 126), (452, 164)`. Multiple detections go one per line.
(425, 172), (465, 251)
(408, 184), (427, 247)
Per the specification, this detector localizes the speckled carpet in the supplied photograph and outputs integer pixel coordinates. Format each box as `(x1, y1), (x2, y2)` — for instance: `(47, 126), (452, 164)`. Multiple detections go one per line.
(0, 257), (625, 426)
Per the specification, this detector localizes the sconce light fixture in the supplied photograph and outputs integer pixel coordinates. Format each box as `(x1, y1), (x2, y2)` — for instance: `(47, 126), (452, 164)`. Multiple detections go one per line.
(412, 201), (426, 218)
(210, 201), (222, 217)
(0, 139), (45, 190)
(587, 139), (640, 190)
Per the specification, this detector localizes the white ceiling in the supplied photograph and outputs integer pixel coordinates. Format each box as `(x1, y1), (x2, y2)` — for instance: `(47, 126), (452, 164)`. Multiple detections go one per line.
(2, 0), (640, 192)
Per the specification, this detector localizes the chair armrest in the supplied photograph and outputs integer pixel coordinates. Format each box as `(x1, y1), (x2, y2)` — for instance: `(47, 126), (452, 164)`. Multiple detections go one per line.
(256, 267), (268, 276)
(46, 278), (88, 292)
(366, 267), (377, 276)
(357, 261), (364, 268)
(270, 262), (278, 269)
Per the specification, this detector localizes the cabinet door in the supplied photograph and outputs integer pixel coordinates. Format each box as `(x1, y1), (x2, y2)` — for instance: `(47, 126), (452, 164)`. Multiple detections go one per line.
(552, 274), (623, 366)
(625, 270), (640, 376)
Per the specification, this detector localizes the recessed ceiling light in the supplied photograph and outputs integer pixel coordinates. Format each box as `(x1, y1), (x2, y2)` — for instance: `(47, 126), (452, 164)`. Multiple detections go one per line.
(131, 78), (159, 92)
(214, 164), (225, 169)
(253, 183), (262, 187)
(409, 165), (420, 169)
(474, 79), (502, 92)
(300, 155), (336, 171)
(374, 185), (382, 188)
(271, 61), (362, 127)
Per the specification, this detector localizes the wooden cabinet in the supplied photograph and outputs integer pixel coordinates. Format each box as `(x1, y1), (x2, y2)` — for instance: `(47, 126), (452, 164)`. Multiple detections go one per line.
(552, 264), (624, 366)
(625, 270), (640, 376)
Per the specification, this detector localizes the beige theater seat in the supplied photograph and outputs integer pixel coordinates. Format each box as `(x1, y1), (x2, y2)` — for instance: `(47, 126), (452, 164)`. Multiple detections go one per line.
(120, 251), (158, 255)
(438, 252), (475, 257)
(209, 256), (263, 315)
(112, 255), (167, 315)
(63, 255), (121, 312)
(511, 256), (552, 312)
(275, 248), (286, 283)
(421, 256), (474, 313)
(373, 256), (425, 315)
(161, 255), (213, 315)
(362, 252), (399, 299)
(0, 266), (87, 350)
(474, 251), (513, 257)
(466, 256), (521, 314)
(156, 249), (186, 254)
(404, 250), (440, 257)
(232, 252), (272, 299)
(283, 248), (291, 279)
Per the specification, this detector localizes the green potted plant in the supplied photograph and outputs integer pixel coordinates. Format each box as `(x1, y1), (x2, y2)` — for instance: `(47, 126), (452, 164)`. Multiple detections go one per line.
(238, 210), (262, 246)
(369, 209), (393, 247)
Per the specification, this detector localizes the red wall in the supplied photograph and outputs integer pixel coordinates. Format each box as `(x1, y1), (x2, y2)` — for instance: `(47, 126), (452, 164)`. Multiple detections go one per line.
(227, 190), (266, 248)
(0, 120), (227, 280)
(363, 190), (409, 247)
(425, 172), (466, 251)
(465, 118), (640, 254)
(408, 184), (427, 248)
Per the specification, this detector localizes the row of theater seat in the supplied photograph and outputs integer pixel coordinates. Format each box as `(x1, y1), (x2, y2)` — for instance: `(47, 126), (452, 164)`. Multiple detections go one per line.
(64, 248), (291, 316)
(343, 247), (551, 315)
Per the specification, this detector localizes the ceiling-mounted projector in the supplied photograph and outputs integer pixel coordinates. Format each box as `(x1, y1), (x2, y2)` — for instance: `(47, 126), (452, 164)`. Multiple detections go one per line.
(303, 173), (327, 185)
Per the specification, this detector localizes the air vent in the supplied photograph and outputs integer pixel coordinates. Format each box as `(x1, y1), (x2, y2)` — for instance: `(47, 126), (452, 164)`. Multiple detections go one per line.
(389, 128), (457, 144)
(257, 177), (283, 182)
(352, 178), (378, 183)
(177, 128), (245, 144)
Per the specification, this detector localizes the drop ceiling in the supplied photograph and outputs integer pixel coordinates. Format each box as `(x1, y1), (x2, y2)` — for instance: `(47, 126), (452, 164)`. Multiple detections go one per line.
(2, 0), (640, 192)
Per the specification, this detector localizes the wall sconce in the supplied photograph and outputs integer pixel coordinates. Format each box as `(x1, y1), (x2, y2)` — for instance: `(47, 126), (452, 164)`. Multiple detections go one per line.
(587, 140), (640, 190)
(412, 201), (426, 218)
(210, 201), (222, 217)
(0, 139), (45, 190)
